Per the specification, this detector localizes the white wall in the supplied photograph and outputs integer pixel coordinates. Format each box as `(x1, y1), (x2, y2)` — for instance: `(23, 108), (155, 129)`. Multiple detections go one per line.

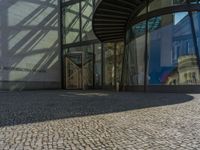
(0, 0), (61, 90)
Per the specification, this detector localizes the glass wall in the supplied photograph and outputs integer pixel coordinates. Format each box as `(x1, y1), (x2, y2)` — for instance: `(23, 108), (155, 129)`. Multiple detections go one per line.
(148, 12), (199, 85)
(62, 0), (124, 89)
(125, 0), (200, 89)
(116, 42), (124, 84)
(81, 0), (96, 41)
(104, 43), (115, 87)
(149, 0), (187, 12)
(193, 12), (200, 52)
(126, 21), (146, 86)
(63, 0), (96, 44)
(136, 0), (200, 16)
(94, 43), (102, 87)
(63, 3), (80, 44)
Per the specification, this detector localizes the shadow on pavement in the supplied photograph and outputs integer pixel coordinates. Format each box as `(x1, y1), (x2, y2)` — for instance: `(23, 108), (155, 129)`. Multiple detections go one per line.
(0, 90), (194, 127)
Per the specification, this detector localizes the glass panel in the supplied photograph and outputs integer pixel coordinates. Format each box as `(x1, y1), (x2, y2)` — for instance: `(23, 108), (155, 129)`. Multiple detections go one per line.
(81, 0), (96, 41)
(137, 7), (147, 17)
(82, 45), (94, 88)
(62, 0), (72, 2)
(193, 12), (200, 54)
(126, 21), (146, 86)
(63, 3), (80, 44)
(65, 45), (94, 89)
(68, 46), (82, 53)
(148, 12), (199, 85)
(116, 42), (124, 84)
(149, 0), (187, 12)
(104, 43), (115, 86)
(95, 43), (102, 87)
(65, 53), (82, 89)
(190, 0), (198, 4)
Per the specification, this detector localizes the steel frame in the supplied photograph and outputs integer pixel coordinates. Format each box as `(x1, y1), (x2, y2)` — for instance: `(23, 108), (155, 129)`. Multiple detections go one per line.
(61, 0), (200, 92)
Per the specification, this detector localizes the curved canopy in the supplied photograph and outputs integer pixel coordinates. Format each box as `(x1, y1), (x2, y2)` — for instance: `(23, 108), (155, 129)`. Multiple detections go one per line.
(92, 0), (145, 42)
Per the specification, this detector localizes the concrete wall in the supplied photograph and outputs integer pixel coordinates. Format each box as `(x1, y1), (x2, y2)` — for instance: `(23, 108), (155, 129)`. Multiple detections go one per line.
(0, 0), (61, 90)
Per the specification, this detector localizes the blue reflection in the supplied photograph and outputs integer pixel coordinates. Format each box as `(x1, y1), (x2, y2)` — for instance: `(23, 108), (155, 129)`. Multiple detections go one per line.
(148, 12), (199, 85)
(174, 12), (188, 25)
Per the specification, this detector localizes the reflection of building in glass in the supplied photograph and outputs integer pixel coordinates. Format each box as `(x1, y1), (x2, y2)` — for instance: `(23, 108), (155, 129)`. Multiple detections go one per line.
(166, 55), (200, 85)
(94, 0), (200, 92)
(120, 1), (200, 91)
(147, 11), (200, 85)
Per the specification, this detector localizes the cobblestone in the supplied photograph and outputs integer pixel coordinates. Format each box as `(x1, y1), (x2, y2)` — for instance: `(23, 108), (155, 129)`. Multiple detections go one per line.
(0, 91), (200, 149)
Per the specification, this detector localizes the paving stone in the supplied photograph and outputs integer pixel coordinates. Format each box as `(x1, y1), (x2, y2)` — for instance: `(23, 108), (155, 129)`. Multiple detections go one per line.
(0, 91), (200, 149)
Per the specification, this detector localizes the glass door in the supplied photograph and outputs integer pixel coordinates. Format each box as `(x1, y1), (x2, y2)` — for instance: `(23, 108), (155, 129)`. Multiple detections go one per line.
(65, 53), (83, 89)
(83, 51), (94, 89)
(65, 51), (94, 90)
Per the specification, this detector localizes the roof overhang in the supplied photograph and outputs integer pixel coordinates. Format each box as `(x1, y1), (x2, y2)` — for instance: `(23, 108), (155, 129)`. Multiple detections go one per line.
(92, 0), (146, 42)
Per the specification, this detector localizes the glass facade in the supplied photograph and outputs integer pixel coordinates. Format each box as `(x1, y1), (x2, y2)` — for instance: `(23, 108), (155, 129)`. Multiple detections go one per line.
(94, 43), (102, 87)
(63, 3), (80, 44)
(62, 0), (200, 91)
(81, 0), (96, 41)
(148, 0), (187, 12)
(62, 0), (124, 89)
(104, 43), (115, 87)
(125, 0), (200, 89)
(116, 42), (124, 84)
(125, 21), (146, 86)
(148, 12), (198, 85)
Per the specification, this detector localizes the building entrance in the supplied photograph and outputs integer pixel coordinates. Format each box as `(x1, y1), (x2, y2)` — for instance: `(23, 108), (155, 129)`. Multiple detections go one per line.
(65, 52), (94, 90)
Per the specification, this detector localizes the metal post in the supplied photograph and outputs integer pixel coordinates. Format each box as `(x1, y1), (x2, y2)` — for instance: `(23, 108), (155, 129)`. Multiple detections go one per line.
(60, 0), (64, 89)
(101, 43), (104, 88)
(114, 42), (117, 89)
(93, 43), (95, 89)
(144, 0), (149, 92)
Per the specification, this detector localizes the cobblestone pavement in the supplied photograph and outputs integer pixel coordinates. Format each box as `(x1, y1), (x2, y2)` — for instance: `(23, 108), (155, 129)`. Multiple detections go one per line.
(0, 91), (200, 150)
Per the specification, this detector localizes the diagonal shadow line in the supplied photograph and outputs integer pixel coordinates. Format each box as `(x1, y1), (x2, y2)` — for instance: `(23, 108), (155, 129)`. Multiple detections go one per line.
(21, 0), (58, 9)
(9, 15), (59, 69)
(0, 1), (61, 84)
(7, 0), (58, 41)
(9, 9), (58, 55)
(11, 39), (58, 72)
(63, 5), (81, 43)
(8, 4), (58, 42)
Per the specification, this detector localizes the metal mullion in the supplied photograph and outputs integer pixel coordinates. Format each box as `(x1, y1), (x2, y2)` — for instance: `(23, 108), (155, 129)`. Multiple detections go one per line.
(120, 33), (127, 91)
(80, 0), (83, 90)
(62, 0), (81, 8)
(79, 0), (82, 44)
(81, 52), (84, 90)
(93, 43), (95, 89)
(93, 0), (95, 12)
(101, 43), (104, 87)
(114, 43), (117, 88)
(144, 0), (149, 92)
(60, 0), (65, 89)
